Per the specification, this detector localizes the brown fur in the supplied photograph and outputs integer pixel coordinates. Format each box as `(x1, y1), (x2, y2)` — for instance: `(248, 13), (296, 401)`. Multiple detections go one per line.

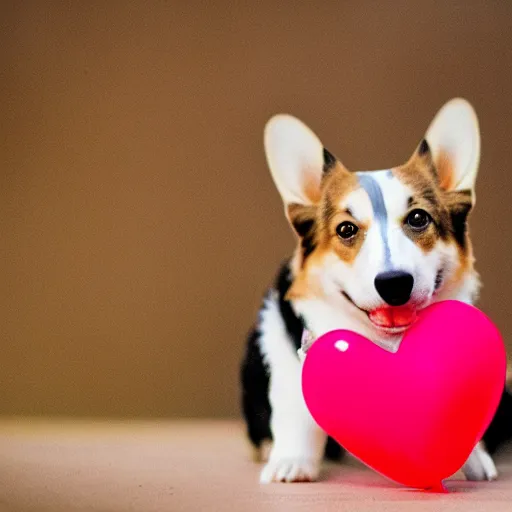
(287, 145), (474, 300)
(394, 145), (474, 263)
(286, 161), (360, 299)
(318, 165), (364, 265)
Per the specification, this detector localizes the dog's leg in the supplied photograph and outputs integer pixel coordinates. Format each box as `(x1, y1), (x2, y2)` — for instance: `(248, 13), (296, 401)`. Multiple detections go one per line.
(462, 442), (498, 481)
(260, 370), (326, 483)
(241, 328), (272, 462)
(258, 293), (326, 483)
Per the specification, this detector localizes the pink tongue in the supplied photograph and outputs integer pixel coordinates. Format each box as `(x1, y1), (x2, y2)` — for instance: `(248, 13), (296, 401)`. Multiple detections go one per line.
(369, 306), (417, 328)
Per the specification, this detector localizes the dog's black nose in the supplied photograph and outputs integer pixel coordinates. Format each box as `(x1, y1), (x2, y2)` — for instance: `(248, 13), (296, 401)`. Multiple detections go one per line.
(374, 271), (414, 306)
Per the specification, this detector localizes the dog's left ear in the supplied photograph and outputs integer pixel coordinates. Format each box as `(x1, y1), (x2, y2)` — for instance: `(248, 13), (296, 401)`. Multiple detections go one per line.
(424, 98), (481, 201)
(264, 114), (343, 240)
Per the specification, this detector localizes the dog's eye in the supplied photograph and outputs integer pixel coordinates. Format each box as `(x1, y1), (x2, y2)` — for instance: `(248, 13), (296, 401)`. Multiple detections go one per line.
(406, 209), (431, 231)
(336, 221), (359, 240)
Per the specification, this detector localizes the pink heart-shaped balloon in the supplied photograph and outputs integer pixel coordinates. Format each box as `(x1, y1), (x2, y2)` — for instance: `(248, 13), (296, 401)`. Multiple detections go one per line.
(302, 300), (506, 490)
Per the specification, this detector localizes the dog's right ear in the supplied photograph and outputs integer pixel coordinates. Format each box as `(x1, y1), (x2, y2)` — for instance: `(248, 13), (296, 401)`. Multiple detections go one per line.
(264, 115), (334, 205)
(264, 115), (338, 237)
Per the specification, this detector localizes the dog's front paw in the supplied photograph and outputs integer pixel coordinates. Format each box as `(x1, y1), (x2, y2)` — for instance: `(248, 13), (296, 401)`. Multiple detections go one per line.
(463, 443), (498, 481)
(259, 457), (320, 483)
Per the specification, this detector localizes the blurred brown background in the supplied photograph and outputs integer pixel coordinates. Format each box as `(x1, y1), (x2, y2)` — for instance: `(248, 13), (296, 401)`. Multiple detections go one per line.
(1, 1), (511, 418)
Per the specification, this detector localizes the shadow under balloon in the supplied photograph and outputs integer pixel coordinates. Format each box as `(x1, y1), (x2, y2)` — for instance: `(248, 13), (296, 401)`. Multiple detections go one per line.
(321, 458), (485, 498)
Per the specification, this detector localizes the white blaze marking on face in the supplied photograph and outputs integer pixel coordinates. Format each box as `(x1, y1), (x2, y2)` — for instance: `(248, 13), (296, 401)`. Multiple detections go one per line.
(356, 172), (393, 268)
(369, 170), (414, 269)
(342, 170), (412, 270)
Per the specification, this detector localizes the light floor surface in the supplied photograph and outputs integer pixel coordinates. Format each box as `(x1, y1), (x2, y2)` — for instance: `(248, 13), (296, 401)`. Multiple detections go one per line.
(0, 419), (511, 512)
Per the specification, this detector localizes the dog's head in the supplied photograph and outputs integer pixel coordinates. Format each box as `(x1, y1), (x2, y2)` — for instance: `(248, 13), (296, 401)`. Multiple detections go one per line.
(264, 99), (480, 347)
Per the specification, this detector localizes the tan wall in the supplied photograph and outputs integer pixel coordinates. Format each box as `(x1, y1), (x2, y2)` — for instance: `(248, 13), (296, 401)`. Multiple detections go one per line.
(2, 1), (512, 418)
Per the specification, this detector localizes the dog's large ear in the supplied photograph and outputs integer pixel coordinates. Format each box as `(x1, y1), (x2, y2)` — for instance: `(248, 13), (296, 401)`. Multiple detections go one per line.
(264, 115), (338, 240)
(411, 99), (480, 249)
(264, 114), (331, 206)
(424, 98), (480, 200)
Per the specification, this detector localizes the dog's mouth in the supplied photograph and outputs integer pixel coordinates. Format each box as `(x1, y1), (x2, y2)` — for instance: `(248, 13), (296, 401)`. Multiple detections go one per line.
(367, 307), (417, 334)
(342, 292), (417, 334)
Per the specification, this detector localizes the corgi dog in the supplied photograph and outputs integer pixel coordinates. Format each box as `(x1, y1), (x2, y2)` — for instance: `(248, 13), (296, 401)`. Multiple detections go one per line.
(241, 99), (512, 484)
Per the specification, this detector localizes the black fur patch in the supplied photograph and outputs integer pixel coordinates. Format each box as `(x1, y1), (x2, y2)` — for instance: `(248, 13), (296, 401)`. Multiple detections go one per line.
(416, 139), (438, 181)
(325, 436), (345, 461)
(292, 217), (316, 264)
(448, 190), (473, 249)
(418, 138), (430, 156)
(240, 327), (271, 448)
(323, 147), (337, 173)
(434, 268), (444, 290)
(300, 225), (316, 262)
(275, 262), (304, 350)
(483, 386), (512, 454)
(288, 204), (317, 266)
(293, 217), (314, 238)
(450, 205), (471, 248)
